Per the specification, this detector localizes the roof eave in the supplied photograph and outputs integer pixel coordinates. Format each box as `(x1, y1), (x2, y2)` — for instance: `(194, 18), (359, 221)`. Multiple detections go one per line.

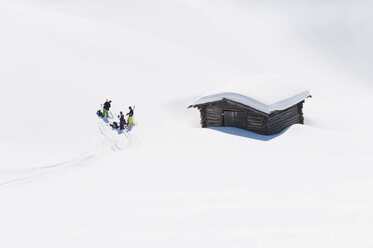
(189, 98), (270, 116)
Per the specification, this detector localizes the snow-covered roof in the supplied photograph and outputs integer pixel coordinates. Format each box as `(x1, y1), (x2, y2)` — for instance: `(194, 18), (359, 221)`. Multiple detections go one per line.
(192, 74), (310, 114)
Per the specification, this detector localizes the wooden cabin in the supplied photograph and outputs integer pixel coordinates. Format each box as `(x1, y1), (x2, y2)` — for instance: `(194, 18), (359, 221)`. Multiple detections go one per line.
(189, 75), (311, 135)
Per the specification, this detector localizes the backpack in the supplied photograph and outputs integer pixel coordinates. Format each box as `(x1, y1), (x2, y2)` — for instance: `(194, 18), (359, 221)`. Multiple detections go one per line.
(96, 110), (103, 117)
(110, 122), (119, 129)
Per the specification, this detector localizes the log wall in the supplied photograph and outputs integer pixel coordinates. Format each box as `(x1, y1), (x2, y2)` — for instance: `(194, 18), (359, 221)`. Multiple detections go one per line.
(196, 100), (305, 135)
(266, 101), (304, 135)
(199, 104), (223, 127)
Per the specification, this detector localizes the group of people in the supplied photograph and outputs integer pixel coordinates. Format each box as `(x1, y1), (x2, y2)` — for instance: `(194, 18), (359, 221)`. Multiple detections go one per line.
(102, 99), (135, 131)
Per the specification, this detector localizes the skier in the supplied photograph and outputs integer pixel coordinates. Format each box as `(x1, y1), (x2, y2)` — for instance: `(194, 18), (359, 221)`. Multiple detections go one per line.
(102, 99), (112, 118)
(118, 111), (124, 119)
(126, 106), (135, 126)
(118, 111), (126, 130)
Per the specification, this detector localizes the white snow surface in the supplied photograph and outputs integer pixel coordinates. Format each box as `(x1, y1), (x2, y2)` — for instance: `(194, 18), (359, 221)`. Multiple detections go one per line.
(193, 74), (310, 113)
(1, 1), (373, 248)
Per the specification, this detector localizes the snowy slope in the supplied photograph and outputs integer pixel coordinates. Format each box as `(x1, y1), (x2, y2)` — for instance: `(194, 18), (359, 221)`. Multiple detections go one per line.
(1, 0), (373, 247)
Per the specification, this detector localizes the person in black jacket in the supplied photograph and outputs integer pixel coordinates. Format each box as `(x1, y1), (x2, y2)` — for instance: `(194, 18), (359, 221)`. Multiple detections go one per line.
(102, 99), (111, 118)
(126, 106), (134, 117)
(126, 106), (135, 126)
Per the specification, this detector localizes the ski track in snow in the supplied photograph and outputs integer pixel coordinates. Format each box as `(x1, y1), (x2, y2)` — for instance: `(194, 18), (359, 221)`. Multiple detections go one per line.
(0, 120), (131, 187)
(97, 119), (132, 151)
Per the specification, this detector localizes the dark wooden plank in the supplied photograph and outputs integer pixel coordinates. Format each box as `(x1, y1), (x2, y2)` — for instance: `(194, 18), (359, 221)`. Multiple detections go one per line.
(266, 116), (301, 134)
(268, 111), (300, 123)
(268, 115), (301, 126)
(269, 106), (299, 120)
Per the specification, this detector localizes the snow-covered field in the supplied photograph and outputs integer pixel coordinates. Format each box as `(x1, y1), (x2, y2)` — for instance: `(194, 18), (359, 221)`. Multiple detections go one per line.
(1, 0), (373, 247)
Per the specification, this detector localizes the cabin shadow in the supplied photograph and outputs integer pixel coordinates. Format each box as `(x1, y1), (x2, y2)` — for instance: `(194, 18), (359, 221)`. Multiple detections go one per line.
(208, 126), (288, 141)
